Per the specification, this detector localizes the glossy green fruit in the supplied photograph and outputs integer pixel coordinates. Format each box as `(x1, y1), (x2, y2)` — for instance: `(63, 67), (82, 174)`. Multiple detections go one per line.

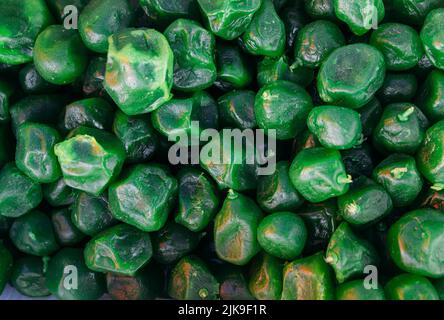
(54, 126), (126, 196)
(333, 0), (385, 36)
(215, 42), (252, 90)
(336, 279), (385, 300)
(46, 248), (106, 300)
(417, 120), (444, 186)
(197, 0), (262, 40)
(109, 164), (177, 232)
(43, 178), (77, 207)
(175, 168), (220, 232)
(15, 123), (62, 183)
(248, 252), (283, 300)
(79, 0), (134, 53)
(34, 25), (88, 85)
(0, 242), (13, 294)
(168, 255), (219, 300)
(307, 105), (362, 150)
(82, 56), (107, 97)
(385, 273), (439, 300)
(387, 209), (444, 278)
(326, 222), (379, 283)
(71, 192), (116, 236)
(358, 98), (382, 137)
(241, 0), (285, 57)
(370, 23), (423, 71)
(218, 90), (257, 130)
(281, 1), (310, 50)
(255, 80), (313, 140)
(289, 147), (351, 203)
(392, 0), (443, 25)
(317, 44), (386, 109)
(305, 0), (336, 21)
(0, 163), (42, 218)
(214, 190), (263, 265)
(0, 0), (53, 65)
(10, 256), (50, 297)
(0, 80), (14, 122)
(373, 154), (423, 207)
(104, 28), (173, 115)
(373, 103), (429, 155)
(9, 211), (60, 256)
(18, 64), (57, 95)
(420, 8), (444, 70)
(164, 19), (216, 92)
(85, 224), (153, 276)
(51, 208), (85, 246)
(415, 70), (444, 121)
(139, 0), (199, 27)
(294, 20), (345, 68)
(281, 252), (334, 300)
(377, 72), (418, 105)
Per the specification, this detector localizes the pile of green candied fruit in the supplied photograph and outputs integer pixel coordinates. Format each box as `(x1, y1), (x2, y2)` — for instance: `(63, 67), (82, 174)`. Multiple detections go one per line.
(1, 0), (444, 301)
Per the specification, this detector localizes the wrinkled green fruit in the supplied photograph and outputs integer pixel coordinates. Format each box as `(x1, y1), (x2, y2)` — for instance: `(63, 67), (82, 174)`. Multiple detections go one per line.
(54, 126), (126, 196)
(392, 0), (443, 25)
(305, 0), (336, 21)
(43, 178), (77, 207)
(214, 190), (263, 266)
(218, 90), (257, 130)
(85, 224), (153, 276)
(342, 143), (375, 178)
(336, 279), (385, 300)
(51, 208), (85, 246)
(0, 242), (13, 294)
(215, 42), (252, 90)
(415, 70), (444, 121)
(104, 28), (173, 115)
(420, 8), (444, 70)
(248, 252), (283, 300)
(109, 164), (177, 232)
(385, 273), (439, 300)
(417, 120), (444, 186)
(387, 209), (444, 278)
(139, 0), (199, 27)
(18, 64), (57, 95)
(82, 56), (107, 98)
(10, 256), (50, 297)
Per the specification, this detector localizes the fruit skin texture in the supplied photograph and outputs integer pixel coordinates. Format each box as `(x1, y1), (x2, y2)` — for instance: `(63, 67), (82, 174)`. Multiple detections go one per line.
(10, 256), (50, 298)
(248, 252), (283, 300)
(336, 279), (385, 300)
(139, 0), (199, 27)
(51, 208), (85, 246)
(417, 120), (444, 186)
(415, 69), (444, 121)
(214, 190), (264, 266)
(104, 28), (174, 115)
(387, 209), (444, 278)
(33, 25), (88, 85)
(317, 43), (386, 109)
(391, 0), (443, 25)
(0, 242), (13, 295)
(420, 8), (444, 70)
(385, 273), (439, 300)
(257, 212), (307, 260)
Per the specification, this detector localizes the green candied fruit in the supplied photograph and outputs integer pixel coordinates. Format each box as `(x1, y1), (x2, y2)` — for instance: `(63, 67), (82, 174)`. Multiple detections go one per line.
(385, 273), (439, 300)
(370, 23), (423, 71)
(325, 222), (379, 283)
(372, 103), (429, 155)
(43, 178), (77, 207)
(214, 190), (264, 266)
(60, 98), (114, 133)
(336, 279), (385, 300)
(0, 79), (14, 122)
(217, 266), (255, 300)
(71, 192), (116, 237)
(421, 9), (444, 70)
(342, 143), (375, 178)
(79, 0), (134, 53)
(333, 0), (385, 36)
(33, 25), (88, 85)
(305, 0), (336, 21)
(82, 56), (107, 97)
(151, 91), (219, 145)
(358, 98), (382, 137)
(241, 0), (286, 57)
(257, 56), (314, 88)
(109, 164), (177, 232)
(218, 90), (257, 130)
(392, 0), (443, 25)
(317, 43), (386, 109)
(51, 208), (85, 246)
(281, 2), (310, 50)
(294, 20), (345, 69)
(139, 0), (199, 27)
(377, 72), (418, 105)
(307, 105), (362, 150)
(197, 0), (262, 40)
(54, 126), (126, 196)
(152, 222), (202, 264)
(289, 147), (351, 203)
(417, 120), (444, 186)
(10, 256), (50, 298)
(281, 252), (334, 300)
(257, 212), (307, 260)
(416, 70), (444, 121)
(18, 64), (58, 95)
(104, 28), (173, 115)
(46, 248), (106, 300)
(257, 161), (304, 213)
(9, 211), (60, 256)
(387, 208), (444, 278)
(15, 123), (62, 183)
(175, 168), (220, 232)
(248, 252), (283, 300)
(0, 242), (13, 294)
(0, 0), (53, 65)
(164, 19), (216, 92)
(113, 110), (159, 163)
(255, 80), (313, 140)
(372, 154), (423, 207)
(338, 177), (393, 225)
(215, 41), (253, 90)
(168, 255), (219, 300)
(85, 224), (153, 276)
(0, 163), (42, 218)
